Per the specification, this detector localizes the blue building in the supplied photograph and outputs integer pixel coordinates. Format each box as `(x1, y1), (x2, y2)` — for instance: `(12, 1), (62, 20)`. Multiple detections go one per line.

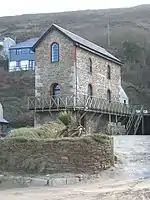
(8, 38), (38, 72)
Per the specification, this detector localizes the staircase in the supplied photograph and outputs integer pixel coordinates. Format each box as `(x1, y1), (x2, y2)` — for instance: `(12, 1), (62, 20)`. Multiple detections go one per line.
(126, 106), (144, 135)
(126, 108), (136, 135)
(134, 106), (144, 135)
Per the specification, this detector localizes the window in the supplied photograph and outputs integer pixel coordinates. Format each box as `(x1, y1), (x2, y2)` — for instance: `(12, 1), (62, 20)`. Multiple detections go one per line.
(29, 49), (34, 54)
(51, 43), (59, 63)
(9, 61), (16, 72)
(16, 49), (22, 55)
(107, 89), (111, 103)
(21, 48), (28, 54)
(29, 60), (35, 70)
(52, 84), (60, 98)
(88, 84), (93, 97)
(124, 100), (126, 104)
(88, 58), (92, 73)
(107, 65), (111, 80)
(16, 61), (21, 71)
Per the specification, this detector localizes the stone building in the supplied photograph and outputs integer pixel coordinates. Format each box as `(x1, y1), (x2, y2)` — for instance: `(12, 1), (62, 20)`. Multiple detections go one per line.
(30, 24), (128, 132)
(0, 103), (8, 135)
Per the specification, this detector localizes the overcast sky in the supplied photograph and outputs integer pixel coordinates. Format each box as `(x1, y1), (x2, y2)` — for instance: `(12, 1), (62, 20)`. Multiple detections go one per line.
(1, 0), (150, 17)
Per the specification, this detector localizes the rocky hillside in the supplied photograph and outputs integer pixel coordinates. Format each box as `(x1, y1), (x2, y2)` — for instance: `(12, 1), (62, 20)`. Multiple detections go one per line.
(1, 4), (150, 126)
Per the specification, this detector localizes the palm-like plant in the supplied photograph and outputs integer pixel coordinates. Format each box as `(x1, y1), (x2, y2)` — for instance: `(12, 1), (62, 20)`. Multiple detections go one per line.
(58, 111), (86, 137)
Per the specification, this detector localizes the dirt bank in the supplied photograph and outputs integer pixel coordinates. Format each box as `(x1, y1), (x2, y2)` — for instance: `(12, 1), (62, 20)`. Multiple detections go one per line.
(0, 178), (150, 200)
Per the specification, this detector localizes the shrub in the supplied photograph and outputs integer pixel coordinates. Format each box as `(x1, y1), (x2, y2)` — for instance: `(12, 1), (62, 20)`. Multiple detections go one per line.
(58, 111), (72, 126)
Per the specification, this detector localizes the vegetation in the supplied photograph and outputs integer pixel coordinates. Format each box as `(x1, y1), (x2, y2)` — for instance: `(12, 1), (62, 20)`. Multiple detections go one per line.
(91, 134), (109, 144)
(6, 111), (87, 140)
(58, 111), (86, 137)
(6, 123), (66, 140)
(58, 111), (76, 127)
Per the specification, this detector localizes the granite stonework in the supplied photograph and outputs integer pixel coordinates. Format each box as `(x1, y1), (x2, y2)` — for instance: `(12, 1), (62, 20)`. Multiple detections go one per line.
(76, 47), (121, 101)
(35, 29), (75, 98)
(34, 111), (59, 127)
(34, 27), (121, 131)
(0, 137), (114, 174)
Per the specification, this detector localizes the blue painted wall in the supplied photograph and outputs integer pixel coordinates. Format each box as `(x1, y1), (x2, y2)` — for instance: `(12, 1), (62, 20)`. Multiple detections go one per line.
(9, 48), (35, 62)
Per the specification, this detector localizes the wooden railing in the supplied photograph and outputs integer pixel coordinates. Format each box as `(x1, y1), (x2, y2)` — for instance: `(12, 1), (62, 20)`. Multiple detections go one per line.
(28, 95), (134, 116)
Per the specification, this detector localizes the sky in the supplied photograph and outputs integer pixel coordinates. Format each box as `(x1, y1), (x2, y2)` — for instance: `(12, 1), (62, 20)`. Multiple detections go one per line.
(1, 0), (150, 17)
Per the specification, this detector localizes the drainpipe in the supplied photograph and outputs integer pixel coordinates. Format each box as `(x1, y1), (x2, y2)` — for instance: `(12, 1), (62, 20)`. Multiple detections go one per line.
(74, 44), (78, 108)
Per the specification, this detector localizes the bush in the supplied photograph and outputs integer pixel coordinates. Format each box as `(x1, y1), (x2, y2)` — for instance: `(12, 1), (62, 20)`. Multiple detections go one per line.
(58, 111), (72, 126)
(58, 111), (77, 127)
(57, 111), (86, 138)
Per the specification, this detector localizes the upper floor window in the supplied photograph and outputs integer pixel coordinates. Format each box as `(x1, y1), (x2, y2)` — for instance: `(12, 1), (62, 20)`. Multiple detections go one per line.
(21, 48), (29, 54)
(16, 49), (22, 55)
(88, 58), (92, 73)
(107, 65), (111, 80)
(29, 49), (34, 54)
(51, 43), (59, 63)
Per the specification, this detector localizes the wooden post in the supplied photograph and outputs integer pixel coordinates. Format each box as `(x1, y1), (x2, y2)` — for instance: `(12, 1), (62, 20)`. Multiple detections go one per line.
(109, 114), (111, 122)
(142, 115), (145, 135)
(115, 115), (118, 123)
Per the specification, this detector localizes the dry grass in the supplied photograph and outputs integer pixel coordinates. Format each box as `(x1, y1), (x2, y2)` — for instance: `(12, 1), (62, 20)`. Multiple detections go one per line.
(6, 122), (66, 140)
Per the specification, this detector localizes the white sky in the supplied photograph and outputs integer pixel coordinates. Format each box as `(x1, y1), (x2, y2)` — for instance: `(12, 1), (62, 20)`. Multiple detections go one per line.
(1, 0), (150, 17)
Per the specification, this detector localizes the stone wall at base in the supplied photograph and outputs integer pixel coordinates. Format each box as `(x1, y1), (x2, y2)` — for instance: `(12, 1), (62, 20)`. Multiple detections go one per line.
(0, 136), (114, 174)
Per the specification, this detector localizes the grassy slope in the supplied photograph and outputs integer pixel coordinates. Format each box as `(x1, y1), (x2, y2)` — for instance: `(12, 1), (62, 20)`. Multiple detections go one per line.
(0, 5), (150, 126)
(0, 71), (34, 127)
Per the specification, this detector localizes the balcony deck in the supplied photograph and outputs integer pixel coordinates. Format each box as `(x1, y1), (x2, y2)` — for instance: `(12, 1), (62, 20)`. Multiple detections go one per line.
(28, 95), (135, 116)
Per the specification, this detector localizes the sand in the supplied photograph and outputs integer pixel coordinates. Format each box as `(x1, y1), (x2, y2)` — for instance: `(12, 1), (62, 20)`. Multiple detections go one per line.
(0, 178), (150, 200)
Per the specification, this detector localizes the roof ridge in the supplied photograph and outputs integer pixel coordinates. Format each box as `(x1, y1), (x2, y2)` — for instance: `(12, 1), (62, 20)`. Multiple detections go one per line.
(33, 23), (122, 64)
(53, 23), (106, 51)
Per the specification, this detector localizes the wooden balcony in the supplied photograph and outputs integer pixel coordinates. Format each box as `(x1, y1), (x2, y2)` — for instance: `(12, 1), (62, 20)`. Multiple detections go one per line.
(28, 95), (135, 116)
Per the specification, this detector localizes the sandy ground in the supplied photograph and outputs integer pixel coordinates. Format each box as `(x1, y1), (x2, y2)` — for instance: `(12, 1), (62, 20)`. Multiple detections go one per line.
(1, 178), (150, 200)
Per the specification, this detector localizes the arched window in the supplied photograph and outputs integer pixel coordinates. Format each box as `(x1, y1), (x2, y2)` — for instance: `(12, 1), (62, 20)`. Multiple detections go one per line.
(52, 83), (60, 98)
(107, 89), (111, 103)
(51, 43), (59, 63)
(107, 65), (111, 80)
(88, 58), (92, 73)
(88, 84), (93, 97)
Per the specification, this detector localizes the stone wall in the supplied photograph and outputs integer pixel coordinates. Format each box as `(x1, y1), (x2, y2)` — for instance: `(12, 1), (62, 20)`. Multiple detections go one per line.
(35, 29), (75, 98)
(0, 136), (114, 174)
(76, 47), (121, 101)
(35, 27), (121, 101)
(84, 112), (109, 134)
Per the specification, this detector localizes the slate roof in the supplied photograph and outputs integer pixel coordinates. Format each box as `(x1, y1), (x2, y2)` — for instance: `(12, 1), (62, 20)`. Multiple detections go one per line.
(10, 38), (38, 49)
(33, 24), (122, 65)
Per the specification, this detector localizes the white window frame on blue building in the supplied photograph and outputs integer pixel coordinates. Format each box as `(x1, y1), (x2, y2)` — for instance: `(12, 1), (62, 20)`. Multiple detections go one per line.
(16, 49), (22, 55)
(29, 60), (35, 70)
